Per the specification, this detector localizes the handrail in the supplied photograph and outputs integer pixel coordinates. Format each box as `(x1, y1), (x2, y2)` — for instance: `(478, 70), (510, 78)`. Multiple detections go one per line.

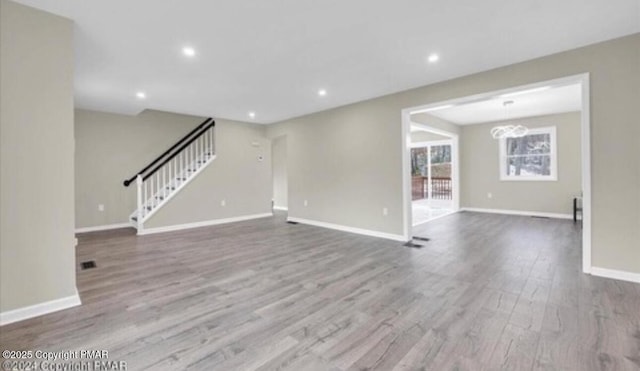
(141, 120), (215, 182)
(123, 117), (213, 186)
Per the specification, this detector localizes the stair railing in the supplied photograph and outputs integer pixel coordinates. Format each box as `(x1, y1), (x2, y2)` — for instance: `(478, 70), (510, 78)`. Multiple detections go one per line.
(123, 118), (216, 229)
(123, 117), (213, 187)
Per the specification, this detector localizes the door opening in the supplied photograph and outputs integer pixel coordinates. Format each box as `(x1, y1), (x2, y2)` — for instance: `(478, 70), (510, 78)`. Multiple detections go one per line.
(410, 133), (456, 225)
(401, 74), (592, 273)
(271, 135), (288, 213)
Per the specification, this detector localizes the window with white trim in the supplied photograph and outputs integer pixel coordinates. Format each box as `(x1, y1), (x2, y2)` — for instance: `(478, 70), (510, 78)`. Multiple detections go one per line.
(499, 126), (557, 181)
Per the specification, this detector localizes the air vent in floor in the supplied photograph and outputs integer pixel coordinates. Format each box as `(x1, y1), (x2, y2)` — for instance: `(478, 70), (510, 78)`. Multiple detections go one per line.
(403, 241), (424, 249)
(81, 261), (96, 270)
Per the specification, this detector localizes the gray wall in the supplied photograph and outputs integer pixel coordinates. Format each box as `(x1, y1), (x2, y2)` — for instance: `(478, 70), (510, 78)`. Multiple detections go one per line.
(412, 113), (462, 136)
(0, 0), (76, 312)
(75, 109), (207, 228)
(267, 99), (404, 235)
(460, 112), (582, 215)
(75, 109), (272, 229)
(268, 33), (640, 274)
(411, 131), (450, 143)
(144, 120), (272, 228)
(272, 136), (288, 209)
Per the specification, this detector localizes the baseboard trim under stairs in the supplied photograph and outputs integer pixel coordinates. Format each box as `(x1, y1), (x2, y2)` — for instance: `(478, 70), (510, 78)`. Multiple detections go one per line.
(138, 213), (273, 235)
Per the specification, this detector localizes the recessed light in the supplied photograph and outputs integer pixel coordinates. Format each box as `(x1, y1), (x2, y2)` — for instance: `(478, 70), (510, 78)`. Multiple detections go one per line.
(318, 89), (327, 97)
(182, 46), (196, 57)
(248, 112), (256, 119)
(427, 53), (439, 63)
(136, 91), (146, 99)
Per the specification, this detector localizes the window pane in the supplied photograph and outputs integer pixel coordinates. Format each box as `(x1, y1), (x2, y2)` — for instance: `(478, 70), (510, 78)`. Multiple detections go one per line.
(411, 147), (429, 176)
(430, 145), (451, 178)
(506, 133), (551, 156)
(429, 145), (451, 163)
(506, 155), (551, 176)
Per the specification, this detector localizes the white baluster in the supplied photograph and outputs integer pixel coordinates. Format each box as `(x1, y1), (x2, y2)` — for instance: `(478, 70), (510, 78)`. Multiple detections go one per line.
(143, 178), (147, 217)
(136, 175), (143, 229)
(211, 127), (215, 155)
(205, 129), (209, 156)
(168, 160), (172, 190)
(155, 172), (160, 204)
(196, 136), (200, 165)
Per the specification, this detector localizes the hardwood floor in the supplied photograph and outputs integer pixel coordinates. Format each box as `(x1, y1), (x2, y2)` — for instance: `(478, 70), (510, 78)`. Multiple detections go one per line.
(1, 212), (639, 370)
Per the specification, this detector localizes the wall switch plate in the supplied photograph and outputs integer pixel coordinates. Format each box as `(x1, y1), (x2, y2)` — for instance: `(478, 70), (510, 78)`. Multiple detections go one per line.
(304, 200), (308, 207)
(487, 193), (493, 199)
(98, 204), (104, 211)
(383, 207), (388, 216)
(221, 199), (226, 206)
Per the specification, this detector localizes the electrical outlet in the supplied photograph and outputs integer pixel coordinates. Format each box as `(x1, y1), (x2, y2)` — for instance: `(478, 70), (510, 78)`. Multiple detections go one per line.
(98, 204), (104, 211)
(304, 200), (308, 207)
(383, 207), (388, 216)
(487, 192), (493, 199)
(221, 199), (226, 206)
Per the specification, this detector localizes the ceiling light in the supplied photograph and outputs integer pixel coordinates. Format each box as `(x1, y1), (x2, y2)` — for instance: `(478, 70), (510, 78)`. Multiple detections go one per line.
(427, 53), (439, 63)
(413, 104), (454, 114)
(499, 86), (551, 98)
(318, 89), (327, 97)
(182, 46), (196, 57)
(490, 100), (529, 139)
(248, 112), (256, 119)
(136, 91), (146, 99)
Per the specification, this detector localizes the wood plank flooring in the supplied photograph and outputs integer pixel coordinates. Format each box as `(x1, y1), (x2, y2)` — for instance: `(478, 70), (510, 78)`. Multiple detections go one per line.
(1, 212), (639, 370)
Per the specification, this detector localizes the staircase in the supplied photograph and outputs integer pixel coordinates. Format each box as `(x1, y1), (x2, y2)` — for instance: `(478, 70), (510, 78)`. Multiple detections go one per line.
(123, 118), (216, 233)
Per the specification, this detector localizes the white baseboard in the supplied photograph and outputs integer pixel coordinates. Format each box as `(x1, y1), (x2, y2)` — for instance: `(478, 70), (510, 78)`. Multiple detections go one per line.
(0, 290), (81, 326)
(75, 222), (132, 234)
(287, 217), (406, 242)
(590, 267), (640, 284)
(273, 206), (288, 211)
(139, 213), (273, 235)
(461, 207), (574, 220)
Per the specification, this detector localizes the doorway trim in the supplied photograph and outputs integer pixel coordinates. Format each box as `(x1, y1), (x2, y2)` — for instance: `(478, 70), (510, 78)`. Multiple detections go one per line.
(400, 73), (592, 274)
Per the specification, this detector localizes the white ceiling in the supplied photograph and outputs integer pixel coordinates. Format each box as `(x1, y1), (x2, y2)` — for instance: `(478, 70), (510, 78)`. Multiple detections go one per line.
(420, 84), (582, 125)
(12, 0), (640, 124)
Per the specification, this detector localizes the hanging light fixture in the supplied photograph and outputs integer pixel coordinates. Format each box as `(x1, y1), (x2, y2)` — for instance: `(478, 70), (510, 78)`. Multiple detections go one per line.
(490, 100), (529, 139)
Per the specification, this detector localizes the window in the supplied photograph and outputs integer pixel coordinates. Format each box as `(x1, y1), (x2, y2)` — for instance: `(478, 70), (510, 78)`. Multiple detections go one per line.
(499, 126), (557, 181)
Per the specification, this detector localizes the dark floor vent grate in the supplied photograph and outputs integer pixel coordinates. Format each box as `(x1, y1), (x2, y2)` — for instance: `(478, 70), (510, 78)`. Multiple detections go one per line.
(81, 261), (96, 270)
(286, 221), (299, 225)
(403, 242), (424, 249)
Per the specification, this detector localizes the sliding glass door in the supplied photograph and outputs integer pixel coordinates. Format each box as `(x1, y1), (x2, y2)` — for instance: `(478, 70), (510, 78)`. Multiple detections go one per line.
(411, 143), (452, 205)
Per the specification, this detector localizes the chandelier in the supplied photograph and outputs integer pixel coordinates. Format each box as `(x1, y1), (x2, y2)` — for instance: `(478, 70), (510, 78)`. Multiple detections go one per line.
(490, 101), (529, 139)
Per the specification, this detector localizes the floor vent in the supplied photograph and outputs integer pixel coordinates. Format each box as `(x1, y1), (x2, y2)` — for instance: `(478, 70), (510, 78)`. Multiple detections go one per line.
(403, 241), (424, 249)
(531, 216), (551, 219)
(412, 236), (431, 242)
(81, 261), (97, 270)
(286, 221), (299, 225)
